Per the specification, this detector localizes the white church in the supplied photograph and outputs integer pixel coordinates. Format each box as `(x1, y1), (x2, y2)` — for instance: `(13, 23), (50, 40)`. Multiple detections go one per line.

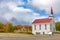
(32, 8), (56, 35)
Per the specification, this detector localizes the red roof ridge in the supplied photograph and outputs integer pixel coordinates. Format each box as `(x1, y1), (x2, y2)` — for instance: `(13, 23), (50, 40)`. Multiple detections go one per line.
(32, 18), (52, 24)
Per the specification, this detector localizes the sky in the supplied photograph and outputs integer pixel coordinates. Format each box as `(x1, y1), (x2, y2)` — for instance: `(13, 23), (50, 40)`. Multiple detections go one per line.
(0, 0), (60, 25)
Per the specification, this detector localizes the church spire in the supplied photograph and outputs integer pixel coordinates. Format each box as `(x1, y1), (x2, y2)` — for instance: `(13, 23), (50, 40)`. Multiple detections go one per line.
(49, 7), (54, 19)
(51, 7), (53, 16)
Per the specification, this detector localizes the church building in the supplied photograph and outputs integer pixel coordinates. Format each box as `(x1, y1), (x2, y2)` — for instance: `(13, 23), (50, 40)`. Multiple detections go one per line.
(32, 8), (56, 35)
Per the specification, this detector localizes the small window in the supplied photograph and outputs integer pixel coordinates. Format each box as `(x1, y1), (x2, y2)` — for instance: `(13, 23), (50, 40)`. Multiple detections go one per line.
(39, 24), (41, 30)
(45, 24), (47, 30)
(34, 25), (36, 30)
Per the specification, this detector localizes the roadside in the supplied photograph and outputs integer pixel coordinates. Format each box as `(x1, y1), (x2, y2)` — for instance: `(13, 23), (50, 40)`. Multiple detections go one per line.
(0, 33), (60, 40)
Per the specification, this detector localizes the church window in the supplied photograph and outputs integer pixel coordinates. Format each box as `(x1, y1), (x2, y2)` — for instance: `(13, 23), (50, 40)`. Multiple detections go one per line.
(34, 25), (36, 30)
(50, 24), (52, 30)
(39, 24), (41, 30)
(45, 24), (47, 30)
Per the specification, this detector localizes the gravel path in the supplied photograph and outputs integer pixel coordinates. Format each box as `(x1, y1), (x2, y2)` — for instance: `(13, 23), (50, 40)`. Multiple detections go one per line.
(0, 33), (60, 40)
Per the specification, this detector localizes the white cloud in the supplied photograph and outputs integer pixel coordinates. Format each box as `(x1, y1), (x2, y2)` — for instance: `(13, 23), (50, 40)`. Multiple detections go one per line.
(3, 13), (15, 21)
(54, 17), (60, 22)
(28, 0), (60, 13)
(0, 0), (41, 25)
(56, 18), (60, 22)
(37, 16), (48, 19)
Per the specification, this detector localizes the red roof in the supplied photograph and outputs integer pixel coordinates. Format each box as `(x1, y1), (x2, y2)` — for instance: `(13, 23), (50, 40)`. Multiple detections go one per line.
(32, 18), (52, 24)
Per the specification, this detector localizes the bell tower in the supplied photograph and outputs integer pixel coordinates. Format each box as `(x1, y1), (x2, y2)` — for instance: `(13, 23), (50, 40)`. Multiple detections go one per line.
(49, 7), (54, 19)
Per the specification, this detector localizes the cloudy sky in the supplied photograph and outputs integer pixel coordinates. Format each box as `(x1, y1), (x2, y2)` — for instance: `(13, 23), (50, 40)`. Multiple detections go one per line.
(0, 0), (60, 25)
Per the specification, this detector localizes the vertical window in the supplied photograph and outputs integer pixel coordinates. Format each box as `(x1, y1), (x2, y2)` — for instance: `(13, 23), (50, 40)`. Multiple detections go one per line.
(50, 24), (52, 30)
(39, 24), (41, 30)
(45, 24), (47, 30)
(34, 25), (36, 30)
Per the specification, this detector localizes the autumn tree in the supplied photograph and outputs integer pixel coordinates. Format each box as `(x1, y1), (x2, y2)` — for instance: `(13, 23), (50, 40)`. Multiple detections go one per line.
(0, 22), (3, 29)
(2, 25), (6, 30)
(13, 26), (17, 30)
(16, 25), (23, 30)
(5, 22), (14, 32)
(24, 25), (30, 32)
(55, 22), (60, 31)
(29, 26), (32, 31)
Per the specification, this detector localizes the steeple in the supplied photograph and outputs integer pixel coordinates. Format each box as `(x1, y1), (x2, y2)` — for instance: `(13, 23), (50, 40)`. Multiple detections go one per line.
(50, 7), (53, 16)
(49, 7), (54, 19)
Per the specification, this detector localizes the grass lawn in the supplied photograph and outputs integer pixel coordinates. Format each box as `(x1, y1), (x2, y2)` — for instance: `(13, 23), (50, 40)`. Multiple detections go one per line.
(14, 30), (32, 34)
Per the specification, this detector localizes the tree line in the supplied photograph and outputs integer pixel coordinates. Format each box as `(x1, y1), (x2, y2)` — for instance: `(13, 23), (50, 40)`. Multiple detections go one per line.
(0, 22), (32, 33)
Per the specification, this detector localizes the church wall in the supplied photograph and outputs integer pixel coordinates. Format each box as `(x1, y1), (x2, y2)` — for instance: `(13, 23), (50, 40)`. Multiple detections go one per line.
(50, 20), (56, 32)
(32, 22), (52, 34)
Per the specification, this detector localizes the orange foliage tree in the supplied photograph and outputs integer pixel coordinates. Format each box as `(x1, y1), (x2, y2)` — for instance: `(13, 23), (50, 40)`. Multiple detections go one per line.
(16, 25), (23, 30)
(2, 25), (6, 30)
(29, 26), (32, 31)
(24, 25), (30, 32)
